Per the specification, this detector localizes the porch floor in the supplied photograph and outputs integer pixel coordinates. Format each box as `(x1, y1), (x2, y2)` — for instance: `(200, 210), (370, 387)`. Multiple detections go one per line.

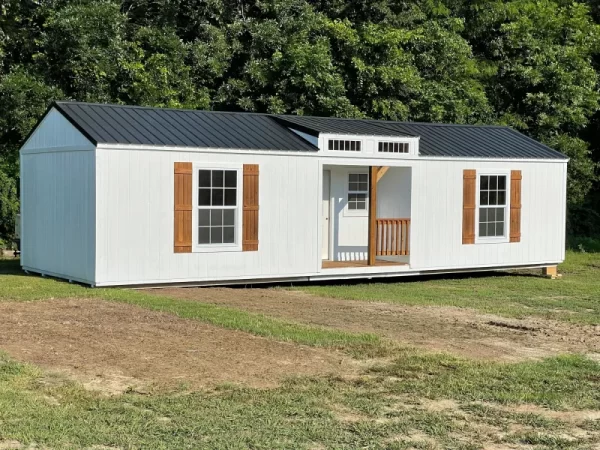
(322, 259), (408, 269)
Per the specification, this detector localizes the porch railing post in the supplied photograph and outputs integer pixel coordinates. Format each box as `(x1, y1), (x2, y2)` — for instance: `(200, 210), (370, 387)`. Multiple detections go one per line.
(368, 166), (378, 265)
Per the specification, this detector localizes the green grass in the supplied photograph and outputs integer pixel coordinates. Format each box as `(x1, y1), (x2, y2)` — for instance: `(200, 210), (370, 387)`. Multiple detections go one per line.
(1, 255), (600, 448)
(0, 260), (389, 358)
(368, 351), (600, 409)
(296, 251), (600, 325)
(0, 351), (598, 449)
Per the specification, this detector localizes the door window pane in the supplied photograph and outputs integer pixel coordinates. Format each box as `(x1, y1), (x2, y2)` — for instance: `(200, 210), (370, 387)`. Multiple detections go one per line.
(348, 174), (368, 211)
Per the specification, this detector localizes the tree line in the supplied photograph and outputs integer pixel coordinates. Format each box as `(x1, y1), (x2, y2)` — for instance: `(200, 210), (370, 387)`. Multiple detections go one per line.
(1, 0), (600, 243)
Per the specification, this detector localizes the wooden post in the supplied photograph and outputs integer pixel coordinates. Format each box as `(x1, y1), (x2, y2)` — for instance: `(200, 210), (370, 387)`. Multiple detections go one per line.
(368, 166), (378, 265)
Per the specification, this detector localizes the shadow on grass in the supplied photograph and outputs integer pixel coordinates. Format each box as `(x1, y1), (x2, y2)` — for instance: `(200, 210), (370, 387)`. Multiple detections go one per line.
(0, 257), (546, 290)
(223, 268), (545, 290)
(0, 258), (26, 275)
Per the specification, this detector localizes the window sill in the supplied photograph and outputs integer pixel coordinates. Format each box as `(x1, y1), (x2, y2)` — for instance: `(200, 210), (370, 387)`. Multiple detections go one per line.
(475, 237), (510, 245)
(193, 244), (242, 253)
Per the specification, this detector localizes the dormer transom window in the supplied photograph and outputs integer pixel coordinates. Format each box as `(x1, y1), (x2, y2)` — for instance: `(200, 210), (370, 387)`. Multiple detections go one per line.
(378, 142), (409, 153)
(328, 139), (361, 152)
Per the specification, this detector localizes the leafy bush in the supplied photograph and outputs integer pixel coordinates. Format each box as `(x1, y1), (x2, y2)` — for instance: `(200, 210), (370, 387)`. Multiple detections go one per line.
(0, 167), (18, 244)
(567, 236), (600, 253)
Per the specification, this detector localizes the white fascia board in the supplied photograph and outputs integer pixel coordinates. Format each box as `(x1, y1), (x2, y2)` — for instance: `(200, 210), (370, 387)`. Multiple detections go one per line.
(96, 143), (567, 163)
(96, 143), (319, 157)
(418, 156), (569, 163)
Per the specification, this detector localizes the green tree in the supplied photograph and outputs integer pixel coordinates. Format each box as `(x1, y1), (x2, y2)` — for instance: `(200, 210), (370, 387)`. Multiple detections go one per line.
(457, 0), (600, 205)
(325, 9), (492, 122)
(0, 69), (63, 167)
(214, 0), (360, 116)
(0, 165), (18, 244)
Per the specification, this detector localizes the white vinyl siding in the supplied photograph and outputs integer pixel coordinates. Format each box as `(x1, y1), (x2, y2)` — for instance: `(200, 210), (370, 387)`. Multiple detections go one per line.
(95, 150), (320, 285)
(20, 150), (96, 284)
(409, 161), (566, 270)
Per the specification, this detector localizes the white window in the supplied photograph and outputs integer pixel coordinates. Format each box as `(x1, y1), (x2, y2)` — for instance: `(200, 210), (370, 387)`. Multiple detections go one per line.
(197, 169), (239, 246)
(328, 139), (362, 151)
(348, 173), (368, 211)
(378, 142), (409, 153)
(478, 174), (508, 240)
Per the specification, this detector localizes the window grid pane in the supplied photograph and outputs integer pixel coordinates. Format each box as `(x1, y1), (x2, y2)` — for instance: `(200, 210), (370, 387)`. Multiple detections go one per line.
(378, 141), (409, 153)
(348, 174), (368, 211)
(328, 139), (362, 152)
(478, 175), (507, 239)
(197, 169), (238, 245)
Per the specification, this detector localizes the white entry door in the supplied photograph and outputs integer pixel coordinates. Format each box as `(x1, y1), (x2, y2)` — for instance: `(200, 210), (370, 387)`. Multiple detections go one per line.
(322, 170), (331, 259)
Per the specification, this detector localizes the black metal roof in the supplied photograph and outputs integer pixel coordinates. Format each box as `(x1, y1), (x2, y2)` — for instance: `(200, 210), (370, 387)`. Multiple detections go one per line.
(275, 115), (567, 160)
(48, 101), (566, 159)
(273, 114), (417, 137)
(53, 101), (318, 152)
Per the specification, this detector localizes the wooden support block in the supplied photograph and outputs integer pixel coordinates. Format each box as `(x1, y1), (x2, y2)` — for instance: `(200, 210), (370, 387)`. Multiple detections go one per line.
(542, 266), (560, 279)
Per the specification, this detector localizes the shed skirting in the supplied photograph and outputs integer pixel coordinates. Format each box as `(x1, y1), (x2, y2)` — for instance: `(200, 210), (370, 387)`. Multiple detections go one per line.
(23, 260), (562, 288)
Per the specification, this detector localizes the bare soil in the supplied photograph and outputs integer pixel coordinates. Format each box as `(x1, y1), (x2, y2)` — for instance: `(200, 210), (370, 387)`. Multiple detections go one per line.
(152, 287), (600, 362)
(0, 298), (353, 393)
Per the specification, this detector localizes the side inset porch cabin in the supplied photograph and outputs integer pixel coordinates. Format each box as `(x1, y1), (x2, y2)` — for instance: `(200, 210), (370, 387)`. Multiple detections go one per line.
(19, 102), (568, 286)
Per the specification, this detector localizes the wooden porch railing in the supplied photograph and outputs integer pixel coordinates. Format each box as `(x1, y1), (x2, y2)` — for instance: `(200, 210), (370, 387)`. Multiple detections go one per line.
(376, 218), (410, 256)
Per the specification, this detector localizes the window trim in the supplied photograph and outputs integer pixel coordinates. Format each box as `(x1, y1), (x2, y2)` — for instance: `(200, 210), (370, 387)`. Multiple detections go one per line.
(475, 170), (511, 244)
(192, 163), (243, 253)
(344, 172), (369, 217)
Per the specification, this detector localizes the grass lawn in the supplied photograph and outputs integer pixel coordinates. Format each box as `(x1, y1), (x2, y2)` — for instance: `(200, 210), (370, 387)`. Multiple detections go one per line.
(0, 259), (388, 358)
(297, 251), (600, 325)
(1, 351), (598, 449)
(0, 253), (599, 449)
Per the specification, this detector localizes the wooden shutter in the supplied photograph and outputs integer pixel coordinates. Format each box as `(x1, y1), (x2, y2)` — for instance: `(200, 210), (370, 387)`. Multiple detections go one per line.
(243, 164), (259, 251)
(510, 170), (522, 243)
(462, 169), (476, 245)
(174, 162), (192, 253)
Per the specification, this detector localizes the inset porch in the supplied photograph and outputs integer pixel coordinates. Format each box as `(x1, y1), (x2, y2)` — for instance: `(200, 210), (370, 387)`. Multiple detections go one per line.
(321, 164), (411, 270)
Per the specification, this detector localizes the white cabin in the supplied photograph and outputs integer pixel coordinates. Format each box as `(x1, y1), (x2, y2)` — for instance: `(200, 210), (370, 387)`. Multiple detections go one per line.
(19, 102), (568, 286)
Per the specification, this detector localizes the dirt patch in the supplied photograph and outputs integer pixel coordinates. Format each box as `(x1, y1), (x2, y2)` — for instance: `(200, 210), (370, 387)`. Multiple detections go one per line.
(0, 298), (353, 392)
(150, 287), (600, 362)
(0, 442), (23, 450)
(505, 404), (600, 424)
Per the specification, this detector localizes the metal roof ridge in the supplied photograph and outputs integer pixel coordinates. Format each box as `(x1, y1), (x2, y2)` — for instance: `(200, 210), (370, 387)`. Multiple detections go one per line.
(55, 102), (509, 129)
(274, 112), (510, 129)
(56, 100), (272, 117)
